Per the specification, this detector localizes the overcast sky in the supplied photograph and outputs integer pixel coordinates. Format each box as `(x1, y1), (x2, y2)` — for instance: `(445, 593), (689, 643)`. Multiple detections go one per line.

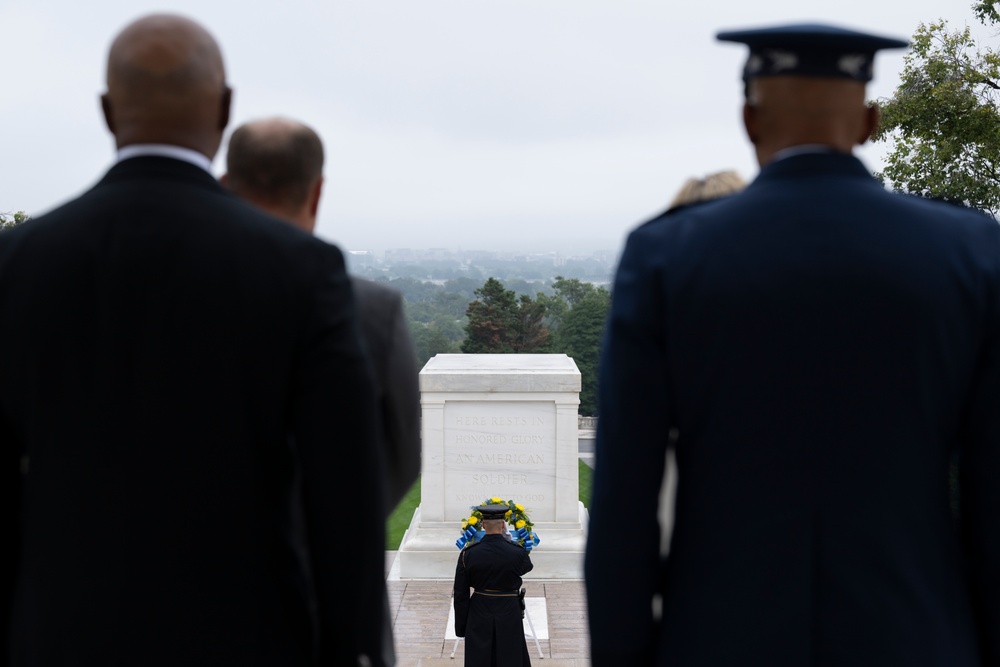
(1, 0), (986, 255)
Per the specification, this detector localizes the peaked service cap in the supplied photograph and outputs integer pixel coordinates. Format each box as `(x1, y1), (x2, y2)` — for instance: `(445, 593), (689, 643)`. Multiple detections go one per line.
(716, 23), (909, 82)
(476, 504), (509, 520)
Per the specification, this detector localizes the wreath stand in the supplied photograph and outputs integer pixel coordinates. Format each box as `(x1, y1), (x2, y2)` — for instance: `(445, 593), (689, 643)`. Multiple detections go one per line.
(449, 593), (545, 660)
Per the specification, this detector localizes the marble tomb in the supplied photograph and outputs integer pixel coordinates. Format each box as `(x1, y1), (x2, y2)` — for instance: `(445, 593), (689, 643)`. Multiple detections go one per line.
(397, 354), (588, 578)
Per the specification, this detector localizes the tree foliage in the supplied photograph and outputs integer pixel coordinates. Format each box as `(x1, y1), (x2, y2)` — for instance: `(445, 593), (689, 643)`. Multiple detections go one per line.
(541, 277), (610, 416)
(409, 321), (461, 368)
(390, 277), (469, 368)
(974, 0), (1000, 24)
(461, 277), (550, 353)
(872, 5), (1000, 213)
(1, 211), (29, 231)
(401, 274), (610, 414)
(459, 276), (610, 413)
(513, 294), (549, 353)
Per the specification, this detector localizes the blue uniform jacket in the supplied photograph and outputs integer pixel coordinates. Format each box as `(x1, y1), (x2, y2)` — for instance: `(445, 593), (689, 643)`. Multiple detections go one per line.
(585, 152), (1000, 667)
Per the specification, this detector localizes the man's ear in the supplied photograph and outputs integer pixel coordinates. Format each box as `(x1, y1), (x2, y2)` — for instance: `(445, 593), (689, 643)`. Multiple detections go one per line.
(218, 86), (232, 132)
(101, 94), (115, 134)
(742, 102), (759, 145)
(858, 102), (880, 146)
(308, 176), (324, 220)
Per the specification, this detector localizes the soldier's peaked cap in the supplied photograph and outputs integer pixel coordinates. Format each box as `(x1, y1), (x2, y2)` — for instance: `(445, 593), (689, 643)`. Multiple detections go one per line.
(477, 505), (508, 520)
(716, 23), (909, 82)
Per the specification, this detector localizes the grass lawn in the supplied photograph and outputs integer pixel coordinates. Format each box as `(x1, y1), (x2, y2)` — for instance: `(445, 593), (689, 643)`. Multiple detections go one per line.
(578, 458), (593, 506)
(385, 458), (595, 550)
(386, 478), (421, 550)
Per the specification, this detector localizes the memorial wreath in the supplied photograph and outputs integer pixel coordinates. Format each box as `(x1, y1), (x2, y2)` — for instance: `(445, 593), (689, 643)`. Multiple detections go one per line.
(455, 496), (541, 551)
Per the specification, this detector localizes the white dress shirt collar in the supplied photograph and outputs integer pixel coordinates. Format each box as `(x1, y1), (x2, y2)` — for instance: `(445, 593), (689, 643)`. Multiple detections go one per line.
(116, 144), (213, 173)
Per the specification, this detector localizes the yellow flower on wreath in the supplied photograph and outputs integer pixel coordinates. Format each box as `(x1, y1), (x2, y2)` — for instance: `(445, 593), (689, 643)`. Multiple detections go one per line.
(468, 516), (478, 525)
(490, 496), (503, 504)
(515, 519), (526, 529)
(505, 510), (512, 520)
(515, 503), (524, 512)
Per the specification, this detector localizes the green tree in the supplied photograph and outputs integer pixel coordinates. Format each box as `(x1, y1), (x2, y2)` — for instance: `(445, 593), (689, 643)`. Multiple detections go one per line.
(872, 3), (1000, 212)
(461, 277), (550, 353)
(544, 277), (610, 416)
(461, 278), (519, 353)
(1, 211), (29, 231)
(558, 292), (609, 416)
(550, 276), (594, 307)
(513, 294), (549, 352)
(975, 0), (1000, 24)
(410, 322), (461, 368)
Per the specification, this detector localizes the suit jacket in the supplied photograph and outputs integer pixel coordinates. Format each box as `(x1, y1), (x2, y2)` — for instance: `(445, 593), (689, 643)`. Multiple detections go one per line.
(351, 278), (421, 514)
(585, 152), (1000, 667)
(0, 156), (387, 666)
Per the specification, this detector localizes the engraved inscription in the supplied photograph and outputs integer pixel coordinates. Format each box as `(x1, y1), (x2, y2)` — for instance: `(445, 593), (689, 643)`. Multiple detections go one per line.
(454, 416), (546, 427)
(444, 401), (556, 520)
(454, 454), (545, 465)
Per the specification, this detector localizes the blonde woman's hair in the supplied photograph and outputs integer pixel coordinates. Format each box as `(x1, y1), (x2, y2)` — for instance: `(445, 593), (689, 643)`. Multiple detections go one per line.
(669, 170), (746, 209)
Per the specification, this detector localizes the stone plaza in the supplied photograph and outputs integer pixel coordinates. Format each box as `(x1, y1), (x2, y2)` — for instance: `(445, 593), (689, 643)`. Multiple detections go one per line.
(385, 553), (591, 666)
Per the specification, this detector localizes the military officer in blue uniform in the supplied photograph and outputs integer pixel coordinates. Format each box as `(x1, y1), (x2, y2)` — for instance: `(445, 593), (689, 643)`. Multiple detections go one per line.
(454, 505), (534, 666)
(585, 23), (1000, 667)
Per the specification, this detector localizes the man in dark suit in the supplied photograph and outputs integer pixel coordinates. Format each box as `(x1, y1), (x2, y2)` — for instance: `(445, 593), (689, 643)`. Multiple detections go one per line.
(454, 505), (533, 667)
(222, 117), (421, 513)
(0, 15), (386, 666)
(585, 24), (1000, 667)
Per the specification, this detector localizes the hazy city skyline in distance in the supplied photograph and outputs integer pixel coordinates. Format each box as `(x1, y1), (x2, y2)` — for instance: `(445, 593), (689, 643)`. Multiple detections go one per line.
(345, 244), (617, 280)
(3, 1), (986, 257)
(343, 241), (619, 259)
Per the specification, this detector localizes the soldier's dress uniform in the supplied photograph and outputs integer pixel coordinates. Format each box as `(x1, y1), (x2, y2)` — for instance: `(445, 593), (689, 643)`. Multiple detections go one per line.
(454, 519), (533, 667)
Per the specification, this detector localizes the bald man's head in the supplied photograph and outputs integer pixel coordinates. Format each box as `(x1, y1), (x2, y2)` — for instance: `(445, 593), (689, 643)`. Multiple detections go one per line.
(742, 76), (880, 166)
(224, 118), (325, 233)
(102, 14), (231, 158)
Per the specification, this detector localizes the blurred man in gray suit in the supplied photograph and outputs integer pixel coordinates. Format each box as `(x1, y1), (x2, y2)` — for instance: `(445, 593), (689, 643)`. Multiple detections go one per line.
(224, 117), (422, 667)
(224, 116), (421, 514)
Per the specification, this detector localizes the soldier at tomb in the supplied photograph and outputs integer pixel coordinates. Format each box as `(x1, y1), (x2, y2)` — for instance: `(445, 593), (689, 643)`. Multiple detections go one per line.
(454, 505), (534, 666)
(585, 23), (1000, 667)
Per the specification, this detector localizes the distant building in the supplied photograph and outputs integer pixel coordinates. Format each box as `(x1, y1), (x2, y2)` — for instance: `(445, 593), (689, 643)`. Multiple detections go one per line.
(385, 248), (418, 264)
(345, 249), (378, 271)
